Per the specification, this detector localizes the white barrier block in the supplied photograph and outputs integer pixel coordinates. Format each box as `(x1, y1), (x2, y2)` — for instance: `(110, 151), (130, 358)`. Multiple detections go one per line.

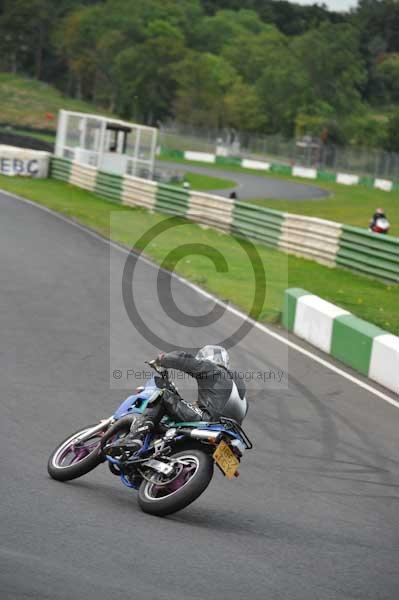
(374, 178), (393, 192)
(292, 166), (317, 179)
(184, 151), (216, 163)
(336, 173), (359, 186)
(241, 159), (270, 171)
(294, 295), (349, 353)
(0, 144), (50, 178)
(216, 146), (228, 157)
(369, 334), (399, 393)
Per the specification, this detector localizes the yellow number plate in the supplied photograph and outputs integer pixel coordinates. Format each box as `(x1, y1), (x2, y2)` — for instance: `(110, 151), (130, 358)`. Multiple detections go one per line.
(213, 440), (239, 480)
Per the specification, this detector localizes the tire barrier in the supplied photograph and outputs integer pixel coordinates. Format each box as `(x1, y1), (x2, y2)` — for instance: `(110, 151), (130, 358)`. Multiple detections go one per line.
(0, 132), (53, 153)
(282, 288), (398, 394)
(50, 157), (399, 284)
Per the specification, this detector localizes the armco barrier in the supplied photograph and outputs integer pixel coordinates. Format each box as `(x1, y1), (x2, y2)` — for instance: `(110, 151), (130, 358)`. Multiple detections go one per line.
(122, 177), (157, 210)
(231, 202), (284, 248)
(186, 192), (234, 233)
(50, 157), (71, 181)
(155, 183), (189, 217)
(95, 171), (123, 203)
(283, 288), (399, 394)
(69, 161), (97, 192)
(50, 158), (399, 284)
(278, 214), (341, 267)
(337, 225), (399, 283)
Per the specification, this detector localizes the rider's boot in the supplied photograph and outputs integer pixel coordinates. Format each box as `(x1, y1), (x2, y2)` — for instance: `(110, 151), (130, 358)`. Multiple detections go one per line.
(107, 415), (155, 458)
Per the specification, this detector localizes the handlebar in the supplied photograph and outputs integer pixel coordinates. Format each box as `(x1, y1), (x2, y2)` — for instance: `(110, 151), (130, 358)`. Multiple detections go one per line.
(145, 359), (181, 397)
(145, 360), (168, 377)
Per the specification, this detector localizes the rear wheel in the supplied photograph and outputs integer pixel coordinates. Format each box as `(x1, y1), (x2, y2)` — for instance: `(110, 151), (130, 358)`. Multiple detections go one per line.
(47, 424), (106, 482)
(137, 448), (214, 516)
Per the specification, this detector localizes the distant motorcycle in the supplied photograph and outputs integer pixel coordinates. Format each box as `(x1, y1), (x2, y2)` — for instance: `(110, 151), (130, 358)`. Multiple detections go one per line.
(370, 216), (390, 234)
(48, 361), (252, 516)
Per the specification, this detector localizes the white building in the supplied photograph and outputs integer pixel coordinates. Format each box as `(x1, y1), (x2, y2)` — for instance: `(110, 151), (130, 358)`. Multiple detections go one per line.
(55, 110), (158, 179)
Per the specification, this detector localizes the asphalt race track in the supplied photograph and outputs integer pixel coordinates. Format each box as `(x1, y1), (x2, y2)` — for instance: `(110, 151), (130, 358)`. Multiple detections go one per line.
(156, 160), (329, 200)
(1, 190), (399, 600)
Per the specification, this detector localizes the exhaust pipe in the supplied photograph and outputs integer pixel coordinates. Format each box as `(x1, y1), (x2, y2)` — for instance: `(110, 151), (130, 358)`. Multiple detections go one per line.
(189, 429), (222, 443)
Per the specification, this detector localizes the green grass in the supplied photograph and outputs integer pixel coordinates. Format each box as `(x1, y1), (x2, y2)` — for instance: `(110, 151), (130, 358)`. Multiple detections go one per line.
(0, 73), (112, 131)
(183, 172), (235, 191)
(158, 155), (399, 236)
(1, 174), (397, 334)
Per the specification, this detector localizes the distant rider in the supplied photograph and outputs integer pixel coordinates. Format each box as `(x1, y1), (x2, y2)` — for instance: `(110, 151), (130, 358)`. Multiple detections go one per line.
(369, 208), (390, 234)
(109, 345), (248, 455)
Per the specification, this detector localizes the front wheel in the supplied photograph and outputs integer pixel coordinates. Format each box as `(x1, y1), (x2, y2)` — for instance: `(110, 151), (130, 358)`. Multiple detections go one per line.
(137, 448), (214, 517)
(47, 424), (107, 482)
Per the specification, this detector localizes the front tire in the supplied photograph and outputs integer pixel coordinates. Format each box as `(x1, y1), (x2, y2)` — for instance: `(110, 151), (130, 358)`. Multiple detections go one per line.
(48, 424), (106, 482)
(137, 448), (214, 517)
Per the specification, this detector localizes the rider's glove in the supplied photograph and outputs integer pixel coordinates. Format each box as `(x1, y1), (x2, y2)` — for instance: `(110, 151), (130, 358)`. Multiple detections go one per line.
(154, 352), (165, 367)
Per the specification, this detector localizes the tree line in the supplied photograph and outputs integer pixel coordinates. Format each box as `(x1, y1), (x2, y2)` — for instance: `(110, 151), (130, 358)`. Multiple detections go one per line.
(0, 0), (398, 150)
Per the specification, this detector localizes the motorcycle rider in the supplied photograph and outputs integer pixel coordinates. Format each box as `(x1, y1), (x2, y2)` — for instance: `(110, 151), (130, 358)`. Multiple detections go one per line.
(108, 345), (248, 456)
(369, 207), (390, 234)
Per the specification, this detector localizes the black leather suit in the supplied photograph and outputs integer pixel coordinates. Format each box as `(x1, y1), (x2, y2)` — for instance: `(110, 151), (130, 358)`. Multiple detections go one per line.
(147, 351), (248, 426)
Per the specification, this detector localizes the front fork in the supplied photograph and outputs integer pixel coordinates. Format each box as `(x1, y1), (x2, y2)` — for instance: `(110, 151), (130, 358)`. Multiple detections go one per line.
(74, 417), (114, 445)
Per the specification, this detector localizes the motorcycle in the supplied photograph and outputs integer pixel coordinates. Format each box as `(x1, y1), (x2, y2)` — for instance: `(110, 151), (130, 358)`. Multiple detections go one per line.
(370, 216), (390, 234)
(47, 361), (253, 516)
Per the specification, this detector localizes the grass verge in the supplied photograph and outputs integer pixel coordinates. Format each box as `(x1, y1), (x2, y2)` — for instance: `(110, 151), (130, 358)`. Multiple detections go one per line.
(182, 172), (235, 191)
(0, 174), (397, 334)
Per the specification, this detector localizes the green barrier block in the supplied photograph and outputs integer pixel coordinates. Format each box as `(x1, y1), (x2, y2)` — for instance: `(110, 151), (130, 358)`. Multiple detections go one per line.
(331, 314), (384, 375)
(231, 203), (284, 247)
(155, 183), (189, 217)
(392, 181), (399, 192)
(50, 157), (72, 182)
(359, 176), (374, 187)
(159, 148), (184, 160)
(317, 170), (336, 182)
(215, 156), (242, 167)
(282, 288), (310, 332)
(270, 163), (292, 176)
(95, 171), (123, 203)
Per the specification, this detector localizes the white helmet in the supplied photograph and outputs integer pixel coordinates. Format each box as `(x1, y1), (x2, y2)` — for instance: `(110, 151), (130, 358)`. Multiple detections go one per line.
(196, 345), (230, 369)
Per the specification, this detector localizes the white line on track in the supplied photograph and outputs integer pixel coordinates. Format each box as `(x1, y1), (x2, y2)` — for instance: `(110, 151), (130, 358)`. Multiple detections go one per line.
(4, 189), (398, 409)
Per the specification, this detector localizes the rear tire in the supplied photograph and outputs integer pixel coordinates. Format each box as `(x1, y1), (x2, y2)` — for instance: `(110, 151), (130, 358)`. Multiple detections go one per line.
(137, 448), (214, 516)
(47, 424), (105, 482)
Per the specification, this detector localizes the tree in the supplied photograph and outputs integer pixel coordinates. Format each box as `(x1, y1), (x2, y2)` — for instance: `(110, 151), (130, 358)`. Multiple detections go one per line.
(255, 39), (309, 135)
(115, 20), (187, 123)
(355, 0), (399, 55)
(372, 54), (399, 104)
(192, 9), (265, 53)
(383, 110), (399, 152)
(0, 0), (102, 78)
(222, 25), (284, 84)
(224, 80), (267, 132)
(173, 52), (238, 128)
(292, 23), (366, 116)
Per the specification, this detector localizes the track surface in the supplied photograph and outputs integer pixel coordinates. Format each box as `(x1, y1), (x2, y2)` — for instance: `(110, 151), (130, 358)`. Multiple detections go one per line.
(1, 191), (399, 600)
(156, 160), (329, 200)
